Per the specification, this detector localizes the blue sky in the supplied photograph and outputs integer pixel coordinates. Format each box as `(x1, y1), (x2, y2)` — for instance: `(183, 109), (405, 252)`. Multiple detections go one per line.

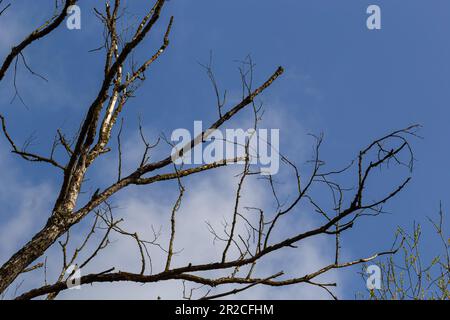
(0, 0), (449, 299)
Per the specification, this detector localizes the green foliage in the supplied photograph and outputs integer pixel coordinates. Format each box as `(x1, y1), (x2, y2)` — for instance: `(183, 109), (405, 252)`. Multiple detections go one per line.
(361, 206), (449, 300)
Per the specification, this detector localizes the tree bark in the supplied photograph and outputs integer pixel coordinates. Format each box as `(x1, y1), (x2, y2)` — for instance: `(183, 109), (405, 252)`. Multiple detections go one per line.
(0, 217), (66, 294)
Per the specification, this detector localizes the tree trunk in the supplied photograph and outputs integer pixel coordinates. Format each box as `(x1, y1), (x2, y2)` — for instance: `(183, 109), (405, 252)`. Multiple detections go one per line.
(0, 220), (65, 294)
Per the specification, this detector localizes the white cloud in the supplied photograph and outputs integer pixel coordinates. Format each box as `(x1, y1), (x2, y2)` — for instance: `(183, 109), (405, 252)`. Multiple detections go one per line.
(0, 146), (54, 260)
(0, 145), (55, 299)
(54, 162), (342, 299)
(51, 106), (342, 299)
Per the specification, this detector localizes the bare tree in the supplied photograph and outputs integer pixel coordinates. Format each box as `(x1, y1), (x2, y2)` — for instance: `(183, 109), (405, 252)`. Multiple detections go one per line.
(0, 0), (419, 299)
